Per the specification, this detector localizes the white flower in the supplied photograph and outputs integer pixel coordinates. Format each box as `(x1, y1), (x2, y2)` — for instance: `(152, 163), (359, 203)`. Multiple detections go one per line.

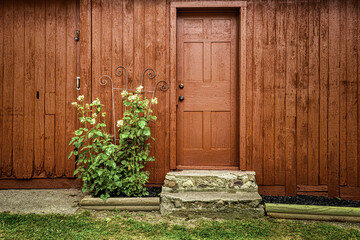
(85, 104), (90, 109)
(92, 113), (97, 118)
(77, 95), (84, 101)
(80, 117), (85, 123)
(117, 120), (124, 127)
(136, 85), (144, 93)
(102, 112), (106, 117)
(71, 102), (77, 106)
(128, 94), (139, 102)
(90, 118), (96, 125)
(121, 90), (128, 97)
(151, 97), (158, 104)
(92, 99), (100, 105)
(144, 99), (150, 106)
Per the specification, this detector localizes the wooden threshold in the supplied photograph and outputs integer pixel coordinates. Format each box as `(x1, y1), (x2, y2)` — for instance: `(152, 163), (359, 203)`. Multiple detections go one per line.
(176, 165), (239, 170)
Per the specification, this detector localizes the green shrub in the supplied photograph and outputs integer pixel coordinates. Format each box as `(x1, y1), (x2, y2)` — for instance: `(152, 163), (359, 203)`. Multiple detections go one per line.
(68, 86), (157, 200)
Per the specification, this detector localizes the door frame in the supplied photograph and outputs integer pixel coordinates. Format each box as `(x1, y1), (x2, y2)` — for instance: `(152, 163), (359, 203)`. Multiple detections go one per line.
(169, 1), (247, 170)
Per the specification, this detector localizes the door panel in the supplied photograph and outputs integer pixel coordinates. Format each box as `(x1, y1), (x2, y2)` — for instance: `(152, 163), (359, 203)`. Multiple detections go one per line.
(176, 12), (238, 169)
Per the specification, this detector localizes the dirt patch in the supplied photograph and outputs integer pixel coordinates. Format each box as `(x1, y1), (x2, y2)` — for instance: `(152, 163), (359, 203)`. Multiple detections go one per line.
(0, 189), (85, 215)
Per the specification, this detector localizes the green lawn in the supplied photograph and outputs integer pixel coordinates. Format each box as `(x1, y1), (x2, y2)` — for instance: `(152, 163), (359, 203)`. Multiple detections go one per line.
(0, 211), (359, 240)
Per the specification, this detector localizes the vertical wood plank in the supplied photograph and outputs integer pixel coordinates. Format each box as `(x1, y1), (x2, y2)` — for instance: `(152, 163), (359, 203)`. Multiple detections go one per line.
(80, 0), (92, 103)
(23, 0), (35, 179)
(308, 0), (320, 185)
(239, 5), (247, 170)
(123, 0), (134, 89)
(296, 0), (309, 186)
(144, 0), (156, 182)
(164, 0), (170, 173)
(112, 0), (123, 148)
(0, 0), (4, 176)
(55, 0), (67, 177)
(245, 0), (254, 172)
(285, 0), (297, 196)
(252, 0), (264, 185)
(34, 0), (46, 176)
(263, 0), (276, 185)
(346, 0), (358, 186)
(155, 0), (167, 183)
(328, 0), (340, 197)
(44, 0), (56, 176)
(358, 0), (360, 187)
(274, 0), (286, 185)
(2, 0), (14, 177)
(13, 0), (25, 178)
(65, 0), (78, 177)
(339, 0), (347, 186)
(319, 0), (329, 186)
(100, 0), (113, 135)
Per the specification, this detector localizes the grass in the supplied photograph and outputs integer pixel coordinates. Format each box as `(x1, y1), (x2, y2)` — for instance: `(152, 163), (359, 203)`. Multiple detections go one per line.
(0, 211), (360, 240)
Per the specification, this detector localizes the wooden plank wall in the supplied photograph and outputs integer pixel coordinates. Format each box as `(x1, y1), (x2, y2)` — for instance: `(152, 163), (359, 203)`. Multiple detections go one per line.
(1, 0), (360, 199)
(0, 0), (79, 187)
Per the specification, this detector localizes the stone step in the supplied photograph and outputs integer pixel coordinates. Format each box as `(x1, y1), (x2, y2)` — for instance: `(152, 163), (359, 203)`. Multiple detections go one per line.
(160, 191), (264, 218)
(162, 170), (258, 193)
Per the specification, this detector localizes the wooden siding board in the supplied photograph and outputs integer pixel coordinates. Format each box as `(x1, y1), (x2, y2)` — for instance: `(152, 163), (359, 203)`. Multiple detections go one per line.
(13, 0), (25, 179)
(263, 0), (276, 185)
(123, 0), (134, 90)
(144, 0), (156, 181)
(0, 0), (4, 176)
(253, 0), (264, 185)
(319, 0), (329, 186)
(328, 0), (341, 197)
(339, 0), (347, 187)
(245, 0), (254, 172)
(285, 0), (297, 196)
(308, 0), (320, 185)
(55, 0), (67, 177)
(154, 0), (167, 183)
(24, 0), (35, 179)
(358, 0), (360, 187)
(346, 0), (358, 187)
(34, 0), (45, 176)
(296, 0), (309, 186)
(65, 0), (78, 177)
(2, 0), (14, 177)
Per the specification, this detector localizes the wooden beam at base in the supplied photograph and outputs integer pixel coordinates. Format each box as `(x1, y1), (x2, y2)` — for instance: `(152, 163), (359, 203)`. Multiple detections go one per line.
(258, 186), (285, 196)
(340, 186), (360, 200)
(0, 178), (81, 189)
(267, 212), (360, 223)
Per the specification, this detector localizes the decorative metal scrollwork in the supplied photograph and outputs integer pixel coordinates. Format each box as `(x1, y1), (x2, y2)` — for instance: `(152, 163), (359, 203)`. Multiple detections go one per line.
(98, 66), (169, 143)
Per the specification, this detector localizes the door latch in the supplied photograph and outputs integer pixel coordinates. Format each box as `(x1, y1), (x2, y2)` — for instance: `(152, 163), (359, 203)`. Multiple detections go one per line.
(76, 77), (80, 90)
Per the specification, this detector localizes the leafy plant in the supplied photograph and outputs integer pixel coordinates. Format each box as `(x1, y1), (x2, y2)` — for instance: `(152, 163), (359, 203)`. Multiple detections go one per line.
(116, 86), (157, 197)
(68, 85), (157, 200)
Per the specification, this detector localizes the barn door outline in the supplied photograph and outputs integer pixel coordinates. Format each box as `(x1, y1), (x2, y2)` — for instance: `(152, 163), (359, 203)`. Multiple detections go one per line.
(169, 1), (247, 170)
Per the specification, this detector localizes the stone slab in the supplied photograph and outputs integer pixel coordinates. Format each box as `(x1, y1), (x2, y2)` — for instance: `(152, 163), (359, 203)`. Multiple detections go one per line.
(163, 170), (258, 193)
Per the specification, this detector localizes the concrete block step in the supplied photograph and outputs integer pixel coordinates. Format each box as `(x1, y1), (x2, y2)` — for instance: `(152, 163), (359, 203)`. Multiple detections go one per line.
(160, 191), (264, 218)
(163, 170), (258, 193)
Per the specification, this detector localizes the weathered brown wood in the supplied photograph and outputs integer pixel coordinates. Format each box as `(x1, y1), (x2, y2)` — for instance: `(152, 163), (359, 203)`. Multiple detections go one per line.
(297, 185), (328, 192)
(13, 0), (25, 179)
(340, 186), (360, 200)
(258, 186), (286, 196)
(296, 0), (309, 186)
(339, 0), (347, 187)
(55, 0), (67, 177)
(2, 0), (14, 177)
(319, 0), (329, 186)
(0, 178), (81, 189)
(328, 0), (340, 197)
(245, 0), (253, 172)
(285, 0), (297, 196)
(44, 115), (55, 177)
(65, 0), (78, 177)
(263, 0), (275, 185)
(45, 92), (56, 115)
(253, 0), (264, 185)
(0, 0), (3, 176)
(34, 0), (46, 177)
(274, 0), (286, 186)
(346, 0), (358, 187)
(267, 212), (360, 223)
(308, 0), (320, 186)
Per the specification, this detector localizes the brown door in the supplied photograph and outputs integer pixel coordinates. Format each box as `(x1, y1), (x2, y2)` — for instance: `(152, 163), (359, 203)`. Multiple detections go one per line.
(176, 12), (239, 169)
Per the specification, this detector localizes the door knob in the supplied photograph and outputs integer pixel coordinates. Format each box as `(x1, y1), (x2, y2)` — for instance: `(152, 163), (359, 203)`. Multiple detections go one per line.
(179, 96), (184, 101)
(179, 83), (184, 89)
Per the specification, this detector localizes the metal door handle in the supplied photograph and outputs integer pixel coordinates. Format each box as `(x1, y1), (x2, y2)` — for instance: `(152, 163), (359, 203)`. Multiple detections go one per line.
(179, 96), (184, 101)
